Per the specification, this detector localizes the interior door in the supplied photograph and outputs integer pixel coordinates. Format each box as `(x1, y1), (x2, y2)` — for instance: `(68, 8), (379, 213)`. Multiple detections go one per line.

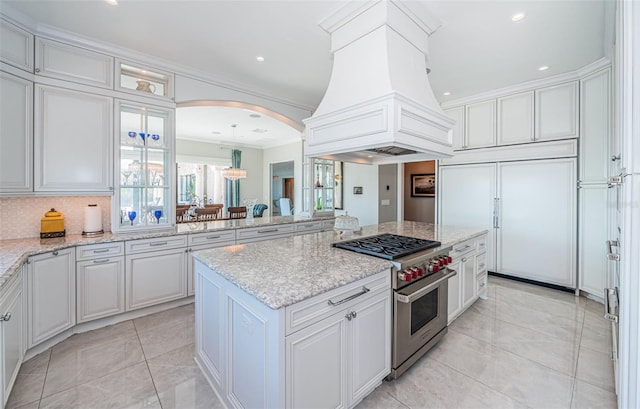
(439, 163), (497, 271)
(497, 158), (577, 287)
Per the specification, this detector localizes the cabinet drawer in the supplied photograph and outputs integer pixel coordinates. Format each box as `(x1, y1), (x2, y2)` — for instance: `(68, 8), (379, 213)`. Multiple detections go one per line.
(285, 269), (390, 336)
(476, 253), (487, 275)
(322, 219), (335, 231)
(451, 239), (476, 259)
(76, 242), (124, 261)
(235, 224), (295, 243)
(35, 37), (113, 89)
(476, 235), (487, 254)
(188, 230), (235, 247)
(125, 235), (187, 254)
(477, 273), (488, 294)
(294, 221), (323, 235)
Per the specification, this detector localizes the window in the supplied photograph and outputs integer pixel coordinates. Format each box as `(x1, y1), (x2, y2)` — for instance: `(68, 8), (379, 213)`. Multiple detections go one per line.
(177, 163), (227, 205)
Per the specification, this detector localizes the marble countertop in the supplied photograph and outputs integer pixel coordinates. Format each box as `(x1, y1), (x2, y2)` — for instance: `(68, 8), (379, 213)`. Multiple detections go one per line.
(0, 215), (334, 290)
(192, 221), (487, 310)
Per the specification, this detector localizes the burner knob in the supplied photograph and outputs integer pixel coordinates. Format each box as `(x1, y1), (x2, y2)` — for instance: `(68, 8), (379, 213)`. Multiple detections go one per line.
(447, 256), (453, 264)
(440, 256), (449, 266)
(438, 257), (445, 267)
(416, 267), (424, 277)
(410, 268), (418, 279)
(398, 271), (412, 282)
(428, 263), (440, 273)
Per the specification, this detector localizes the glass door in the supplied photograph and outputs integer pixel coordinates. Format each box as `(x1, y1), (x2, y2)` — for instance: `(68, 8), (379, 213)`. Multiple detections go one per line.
(115, 100), (174, 231)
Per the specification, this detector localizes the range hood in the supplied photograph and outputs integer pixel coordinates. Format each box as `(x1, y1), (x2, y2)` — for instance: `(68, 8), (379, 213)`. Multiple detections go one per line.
(303, 0), (454, 165)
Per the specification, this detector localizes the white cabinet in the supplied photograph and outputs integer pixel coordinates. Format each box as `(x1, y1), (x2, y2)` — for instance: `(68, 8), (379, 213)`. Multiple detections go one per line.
(76, 242), (125, 323)
(444, 106), (465, 150)
(195, 262), (391, 409)
(0, 19), (34, 72)
(465, 100), (496, 149)
(0, 273), (25, 407)
(125, 247), (187, 311)
(294, 221), (323, 235)
(235, 223), (295, 244)
(286, 288), (391, 408)
(0, 71), (33, 193)
(439, 158), (577, 287)
(187, 230), (235, 296)
(35, 37), (113, 89)
(34, 85), (113, 193)
(578, 68), (611, 297)
(497, 92), (534, 145)
(27, 248), (75, 347)
(447, 239), (478, 322)
(535, 82), (579, 141)
(496, 159), (577, 287)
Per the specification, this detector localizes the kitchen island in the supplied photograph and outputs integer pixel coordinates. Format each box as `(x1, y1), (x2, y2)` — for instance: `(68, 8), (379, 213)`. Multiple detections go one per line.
(192, 221), (487, 409)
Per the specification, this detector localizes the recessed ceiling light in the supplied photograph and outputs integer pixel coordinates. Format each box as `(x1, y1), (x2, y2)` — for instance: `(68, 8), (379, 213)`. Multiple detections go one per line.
(252, 128), (268, 133)
(367, 155), (373, 158)
(443, 91), (451, 96)
(256, 56), (265, 62)
(511, 12), (525, 22)
(249, 113), (261, 118)
(538, 65), (550, 71)
(211, 131), (221, 135)
(104, 0), (118, 5)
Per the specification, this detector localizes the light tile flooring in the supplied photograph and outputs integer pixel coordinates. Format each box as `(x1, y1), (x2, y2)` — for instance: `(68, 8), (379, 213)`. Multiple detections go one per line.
(6, 277), (617, 409)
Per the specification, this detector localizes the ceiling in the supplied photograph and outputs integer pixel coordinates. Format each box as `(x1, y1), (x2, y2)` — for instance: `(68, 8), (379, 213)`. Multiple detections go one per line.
(3, 0), (614, 148)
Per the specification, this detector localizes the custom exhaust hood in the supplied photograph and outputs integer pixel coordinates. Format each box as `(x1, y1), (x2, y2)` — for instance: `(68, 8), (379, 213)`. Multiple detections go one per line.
(303, 0), (454, 165)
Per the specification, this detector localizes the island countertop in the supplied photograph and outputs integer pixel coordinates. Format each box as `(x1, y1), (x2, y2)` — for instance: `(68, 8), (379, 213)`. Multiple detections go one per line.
(191, 221), (487, 310)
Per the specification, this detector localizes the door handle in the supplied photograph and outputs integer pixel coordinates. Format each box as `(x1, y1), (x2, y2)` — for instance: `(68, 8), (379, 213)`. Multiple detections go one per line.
(604, 288), (619, 323)
(607, 240), (620, 261)
(493, 198), (500, 229)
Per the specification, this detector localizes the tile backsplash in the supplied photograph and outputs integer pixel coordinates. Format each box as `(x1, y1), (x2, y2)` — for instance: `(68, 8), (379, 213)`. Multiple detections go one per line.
(0, 196), (112, 240)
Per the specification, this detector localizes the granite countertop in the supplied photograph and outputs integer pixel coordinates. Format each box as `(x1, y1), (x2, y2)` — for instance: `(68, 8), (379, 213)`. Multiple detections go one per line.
(0, 215), (335, 290)
(191, 221), (487, 310)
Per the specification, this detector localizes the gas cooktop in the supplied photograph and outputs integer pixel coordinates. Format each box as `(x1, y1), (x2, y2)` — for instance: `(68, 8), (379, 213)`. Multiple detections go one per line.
(332, 233), (441, 260)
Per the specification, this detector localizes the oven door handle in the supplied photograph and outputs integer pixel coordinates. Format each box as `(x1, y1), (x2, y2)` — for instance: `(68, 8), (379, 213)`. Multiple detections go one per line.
(396, 269), (457, 304)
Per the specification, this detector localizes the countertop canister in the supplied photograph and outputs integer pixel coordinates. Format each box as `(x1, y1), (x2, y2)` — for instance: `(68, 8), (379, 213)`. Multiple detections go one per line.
(82, 204), (103, 236)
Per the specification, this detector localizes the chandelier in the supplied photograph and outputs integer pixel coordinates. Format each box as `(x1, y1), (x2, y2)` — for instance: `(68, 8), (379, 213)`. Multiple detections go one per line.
(223, 124), (247, 181)
(222, 167), (247, 181)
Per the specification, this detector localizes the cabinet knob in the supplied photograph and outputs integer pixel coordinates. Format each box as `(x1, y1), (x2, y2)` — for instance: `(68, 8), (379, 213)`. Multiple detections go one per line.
(35, 68), (41, 73)
(52, 251), (59, 256)
(0, 312), (11, 322)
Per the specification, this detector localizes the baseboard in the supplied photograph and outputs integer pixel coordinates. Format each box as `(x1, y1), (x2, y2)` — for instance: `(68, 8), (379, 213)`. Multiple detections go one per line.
(488, 271), (575, 294)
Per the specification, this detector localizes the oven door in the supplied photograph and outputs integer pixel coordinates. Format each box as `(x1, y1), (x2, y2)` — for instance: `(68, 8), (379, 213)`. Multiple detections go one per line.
(393, 269), (456, 367)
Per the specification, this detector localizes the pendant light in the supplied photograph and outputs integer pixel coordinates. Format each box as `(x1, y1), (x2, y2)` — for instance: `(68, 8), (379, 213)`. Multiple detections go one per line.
(222, 124), (247, 181)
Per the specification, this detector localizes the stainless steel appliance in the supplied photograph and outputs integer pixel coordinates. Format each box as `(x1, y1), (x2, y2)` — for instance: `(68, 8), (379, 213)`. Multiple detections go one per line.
(333, 234), (456, 379)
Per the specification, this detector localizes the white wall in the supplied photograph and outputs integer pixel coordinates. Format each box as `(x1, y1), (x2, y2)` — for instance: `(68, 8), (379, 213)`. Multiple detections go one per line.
(340, 163), (379, 227)
(176, 139), (264, 204)
(262, 141), (303, 214)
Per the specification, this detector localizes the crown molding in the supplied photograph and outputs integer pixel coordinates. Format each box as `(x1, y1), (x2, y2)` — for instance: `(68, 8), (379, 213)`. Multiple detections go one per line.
(441, 57), (611, 109)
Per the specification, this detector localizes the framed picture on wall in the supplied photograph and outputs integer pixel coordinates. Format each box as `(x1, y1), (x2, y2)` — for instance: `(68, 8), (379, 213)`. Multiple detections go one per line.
(411, 174), (436, 197)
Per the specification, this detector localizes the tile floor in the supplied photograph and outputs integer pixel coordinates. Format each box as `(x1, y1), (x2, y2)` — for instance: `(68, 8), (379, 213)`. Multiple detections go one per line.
(6, 277), (617, 409)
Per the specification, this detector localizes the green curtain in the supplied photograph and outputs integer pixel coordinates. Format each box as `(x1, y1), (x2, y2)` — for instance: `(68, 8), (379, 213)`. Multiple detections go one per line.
(225, 149), (242, 207)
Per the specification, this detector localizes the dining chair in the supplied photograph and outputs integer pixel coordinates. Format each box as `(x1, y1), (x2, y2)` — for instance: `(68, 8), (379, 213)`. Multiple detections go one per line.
(176, 205), (191, 223)
(204, 203), (224, 218)
(195, 207), (219, 221)
(228, 206), (247, 219)
(253, 203), (268, 217)
(279, 198), (292, 216)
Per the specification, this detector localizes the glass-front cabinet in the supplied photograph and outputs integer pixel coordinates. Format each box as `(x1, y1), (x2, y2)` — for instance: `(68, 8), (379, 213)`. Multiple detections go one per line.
(302, 158), (336, 215)
(114, 100), (174, 232)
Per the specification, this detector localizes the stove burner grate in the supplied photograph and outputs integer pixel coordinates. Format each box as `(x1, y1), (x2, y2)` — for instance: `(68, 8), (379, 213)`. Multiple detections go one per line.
(333, 233), (441, 260)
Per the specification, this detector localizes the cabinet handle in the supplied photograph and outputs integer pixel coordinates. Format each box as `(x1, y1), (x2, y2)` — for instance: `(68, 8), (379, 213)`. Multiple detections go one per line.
(35, 68), (40, 73)
(479, 282), (485, 288)
(206, 235), (221, 240)
(612, 154), (620, 162)
(462, 257), (467, 263)
(257, 229), (278, 234)
(454, 245), (471, 253)
(604, 288), (619, 323)
(493, 198), (500, 229)
(93, 249), (110, 254)
(607, 240), (620, 261)
(92, 258), (110, 264)
(0, 312), (11, 322)
(478, 263), (485, 269)
(327, 286), (370, 307)
(52, 251), (59, 256)
(149, 241), (168, 246)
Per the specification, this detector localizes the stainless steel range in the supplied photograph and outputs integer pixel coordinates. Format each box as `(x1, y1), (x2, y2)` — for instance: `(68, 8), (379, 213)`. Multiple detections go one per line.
(333, 233), (456, 379)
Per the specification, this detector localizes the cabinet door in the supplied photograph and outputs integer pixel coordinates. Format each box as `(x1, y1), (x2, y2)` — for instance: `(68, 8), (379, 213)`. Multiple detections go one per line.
(0, 19), (34, 72)
(579, 185), (609, 296)
(497, 92), (534, 145)
(535, 82), (579, 141)
(447, 259), (463, 323)
(1, 278), (24, 406)
(126, 248), (187, 311)
(28, 248), (75, 347)
(497, 158), (577, 287)
(76, 257), (125, 323)
(35, 37), (113, 88)
(34, 85), (113, 192)
(0, 71), (32, 193)
(465, 100), (496, 149)
(444, 106), (465, 150)
(439, 163), (497, 271)
(462, 254), (477, 309)
(580, 69), (611, 184)
(286, 312), (347, 409)
(349, 291), (391, 405)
